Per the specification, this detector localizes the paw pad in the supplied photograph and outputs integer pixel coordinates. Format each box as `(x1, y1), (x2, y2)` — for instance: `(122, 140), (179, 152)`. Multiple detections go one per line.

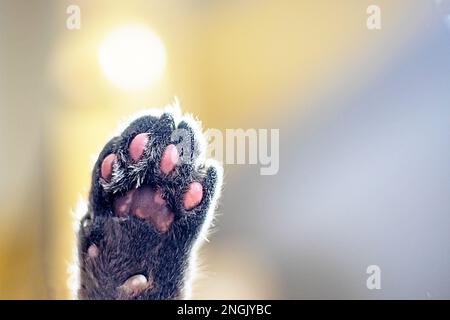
(160, 144), (179, 174)
(118, 274), (152, 297)
(113, 186), (175, 233)
(100, 154), (116, 182)
(129, 133), (149, 162)
(183, 182), (203, 210)
(87, 244), (99, 258)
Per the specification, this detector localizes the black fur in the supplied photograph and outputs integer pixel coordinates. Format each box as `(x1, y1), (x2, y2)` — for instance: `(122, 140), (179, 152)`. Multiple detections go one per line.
(77, 112), (221, 300)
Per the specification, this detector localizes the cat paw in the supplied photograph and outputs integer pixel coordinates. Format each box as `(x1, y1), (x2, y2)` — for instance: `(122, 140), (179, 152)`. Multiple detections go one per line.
(77, 109), (222, 300)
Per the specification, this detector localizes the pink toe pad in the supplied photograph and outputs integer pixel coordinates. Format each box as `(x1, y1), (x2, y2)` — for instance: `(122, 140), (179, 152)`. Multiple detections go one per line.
(160, 144), (179, 174)
(101, 154), (116, 181)
(129, 133), (149, 162)
(183, 182), (203, 210)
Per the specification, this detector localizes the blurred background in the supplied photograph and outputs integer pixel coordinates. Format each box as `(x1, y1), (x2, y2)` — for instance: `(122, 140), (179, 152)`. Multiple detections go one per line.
(0, 0), (449, 299)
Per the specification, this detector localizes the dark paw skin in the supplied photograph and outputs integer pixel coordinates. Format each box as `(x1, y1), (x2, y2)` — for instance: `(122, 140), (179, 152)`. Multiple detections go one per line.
(76, 110), (222, 300)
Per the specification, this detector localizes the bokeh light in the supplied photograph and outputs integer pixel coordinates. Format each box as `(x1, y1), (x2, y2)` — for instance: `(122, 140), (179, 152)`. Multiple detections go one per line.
(98, 25), (166, 91)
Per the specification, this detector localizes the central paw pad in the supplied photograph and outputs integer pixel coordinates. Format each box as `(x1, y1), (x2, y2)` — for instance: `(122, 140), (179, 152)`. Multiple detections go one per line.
(113, 186), (174, 233)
